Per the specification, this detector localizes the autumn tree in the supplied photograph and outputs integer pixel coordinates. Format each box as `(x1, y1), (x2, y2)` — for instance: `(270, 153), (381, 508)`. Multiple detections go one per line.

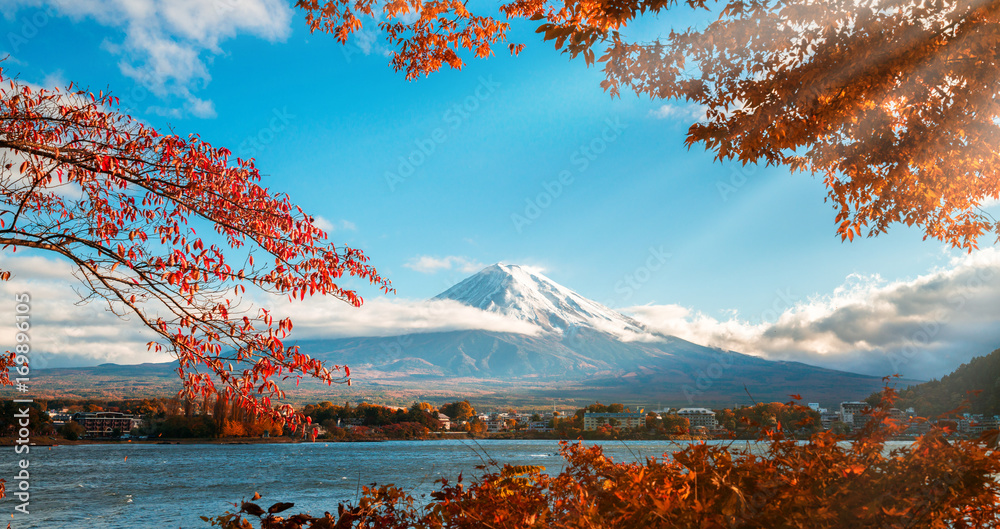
(652, 412), (687, 435)
(466, 418), (487, 435)
(0, 70), (391, 425)
(440, 400), (476, 422)
(59, 421), (84, 441)
(297, 0), (1000, 250)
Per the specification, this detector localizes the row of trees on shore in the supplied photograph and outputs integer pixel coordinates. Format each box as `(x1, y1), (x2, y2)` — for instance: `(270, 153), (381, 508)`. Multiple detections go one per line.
(1, 395), (830, 442)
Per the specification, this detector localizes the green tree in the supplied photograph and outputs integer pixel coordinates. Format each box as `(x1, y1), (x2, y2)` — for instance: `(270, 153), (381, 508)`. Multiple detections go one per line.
(0, 401), (50, 435)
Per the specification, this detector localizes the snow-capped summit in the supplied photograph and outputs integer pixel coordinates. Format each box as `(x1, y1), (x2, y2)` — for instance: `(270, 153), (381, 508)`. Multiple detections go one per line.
(434, 263), (649, 338)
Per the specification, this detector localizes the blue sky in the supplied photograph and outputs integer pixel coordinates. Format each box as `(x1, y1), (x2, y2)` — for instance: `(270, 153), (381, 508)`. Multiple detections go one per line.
(2, 0), (999, 379)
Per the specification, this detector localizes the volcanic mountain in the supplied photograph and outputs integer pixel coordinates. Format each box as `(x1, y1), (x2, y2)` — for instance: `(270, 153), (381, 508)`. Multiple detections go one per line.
(293, 263), (899, 406)
(433, 263), (648, 337)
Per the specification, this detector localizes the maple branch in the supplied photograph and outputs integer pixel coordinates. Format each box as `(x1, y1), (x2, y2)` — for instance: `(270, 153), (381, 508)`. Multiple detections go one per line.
(0, 69), (388, 424)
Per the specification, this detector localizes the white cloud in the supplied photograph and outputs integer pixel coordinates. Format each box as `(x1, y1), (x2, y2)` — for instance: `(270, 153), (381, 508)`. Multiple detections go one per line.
(514, 263), (548, 276)
(2, 0), (294, 117)
(649, 102), (708, 121)
(270, 296), (543, 339)
(9, 244), (1000, 382)
(147, 95), (215, 119)
(0, 252), (535, 366)
(404, 255), (485, 274)
(626, 248), (1000, 380)
(0, 254), (167, 368)
(312, 216), (357, 233)
(40, 70), (66, 90)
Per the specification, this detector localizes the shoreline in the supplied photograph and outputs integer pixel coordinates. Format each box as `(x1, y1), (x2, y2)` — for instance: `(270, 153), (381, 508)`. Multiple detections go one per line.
(1, 432), (926, 448)
(1, 432), (717, 447)
(0, 435), (304, 447)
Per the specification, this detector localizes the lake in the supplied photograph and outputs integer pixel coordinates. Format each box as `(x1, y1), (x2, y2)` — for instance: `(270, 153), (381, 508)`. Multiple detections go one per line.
(0, 439), (911, 528)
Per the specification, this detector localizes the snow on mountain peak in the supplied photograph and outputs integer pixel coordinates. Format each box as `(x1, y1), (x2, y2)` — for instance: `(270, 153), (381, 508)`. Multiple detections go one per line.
(434, 263), (650, 338)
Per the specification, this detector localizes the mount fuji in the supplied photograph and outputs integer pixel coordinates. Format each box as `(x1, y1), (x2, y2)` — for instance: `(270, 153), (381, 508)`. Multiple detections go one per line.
(434, 263), (649, 339)
(294, 263), (898, 406)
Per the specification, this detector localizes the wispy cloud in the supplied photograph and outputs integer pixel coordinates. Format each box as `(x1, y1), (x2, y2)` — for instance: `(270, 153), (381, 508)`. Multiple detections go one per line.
(649, 102), (708, 122)
(312, 216), (357, 233)
(2, 0), (294, 117)
(626, 248), (1000, 380)
(270, 296), (543, 339)
(404, 255), (485, 274)
(0, 252), (536, 366)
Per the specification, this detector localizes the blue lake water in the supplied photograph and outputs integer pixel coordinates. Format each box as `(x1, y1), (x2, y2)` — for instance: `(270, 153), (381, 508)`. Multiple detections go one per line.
(0, 439), (912, 528)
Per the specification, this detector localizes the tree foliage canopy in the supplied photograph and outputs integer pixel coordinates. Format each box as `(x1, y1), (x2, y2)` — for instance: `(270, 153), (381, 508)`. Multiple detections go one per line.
(298, 0), (1000, 249)
(0, 70), (391, 422)
(439, 400), (476, 421)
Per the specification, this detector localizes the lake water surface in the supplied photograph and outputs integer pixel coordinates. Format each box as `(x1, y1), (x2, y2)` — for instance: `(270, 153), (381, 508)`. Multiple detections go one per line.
(0, 439), (911, 528)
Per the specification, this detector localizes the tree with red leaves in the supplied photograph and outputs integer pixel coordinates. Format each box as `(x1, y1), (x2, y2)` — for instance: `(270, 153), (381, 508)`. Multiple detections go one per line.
(0, 69), (392, 424)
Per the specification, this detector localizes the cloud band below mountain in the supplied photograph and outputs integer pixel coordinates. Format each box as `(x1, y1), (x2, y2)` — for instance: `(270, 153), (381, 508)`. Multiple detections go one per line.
(624, 248), (1000, 380)
(4, 248), (999, 381)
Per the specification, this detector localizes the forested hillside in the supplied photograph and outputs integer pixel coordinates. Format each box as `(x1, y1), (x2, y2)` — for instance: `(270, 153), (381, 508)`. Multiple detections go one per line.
(895, 348), (1000, 416)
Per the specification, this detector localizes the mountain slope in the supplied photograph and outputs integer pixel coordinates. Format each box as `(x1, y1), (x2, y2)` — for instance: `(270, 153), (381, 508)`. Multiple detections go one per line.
(299, 329), (903, 406)
(299, 328), (708, 379)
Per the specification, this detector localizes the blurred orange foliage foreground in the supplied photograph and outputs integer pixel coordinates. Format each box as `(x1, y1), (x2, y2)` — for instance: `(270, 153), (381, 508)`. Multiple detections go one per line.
(205, 389), (1000, 528)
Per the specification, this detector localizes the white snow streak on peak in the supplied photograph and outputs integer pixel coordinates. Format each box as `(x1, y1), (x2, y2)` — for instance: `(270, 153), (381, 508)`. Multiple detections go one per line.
(434, 263), (651, 339)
